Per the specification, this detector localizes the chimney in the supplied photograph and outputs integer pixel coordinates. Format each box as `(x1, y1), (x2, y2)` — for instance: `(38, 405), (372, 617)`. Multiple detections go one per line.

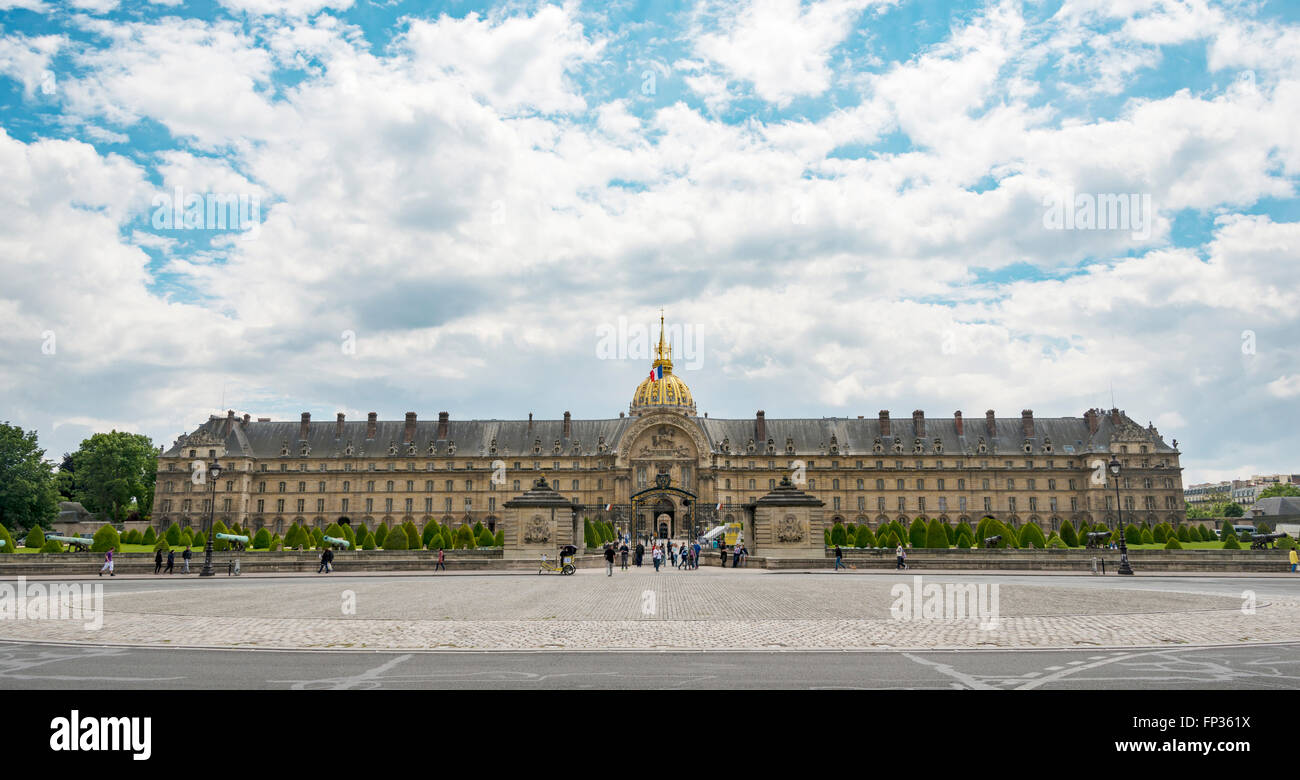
(879, 410), (890, 437)
(299, 412), (310, 441)
(1085, 409), (1099, 435)
(225, 409), (235, 436)
(336, 412), (345, 437)
(1109, 408), (1122, 426)
(563, 411), (571, 439)
(954, 411), (964, 436)
(1021, 409), (1034, 438)
(404, 412), (417, 443)
(755, 410), (766, 442)
(366, 412), (377, 439)
(437, 411), (449, 440)
(528, 412), (533, 430)
(912, 410), (925, 437)
(242, 413), (250, 426)
(985, 410), (996, 438)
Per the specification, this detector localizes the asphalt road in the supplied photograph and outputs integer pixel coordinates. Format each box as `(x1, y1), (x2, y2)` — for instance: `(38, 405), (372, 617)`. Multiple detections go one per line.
(3, 639), (1299, 689)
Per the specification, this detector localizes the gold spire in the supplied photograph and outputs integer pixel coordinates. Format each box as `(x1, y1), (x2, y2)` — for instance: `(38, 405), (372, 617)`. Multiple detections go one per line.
(654, 309), (672, 370)
(631, 309), (694, 416)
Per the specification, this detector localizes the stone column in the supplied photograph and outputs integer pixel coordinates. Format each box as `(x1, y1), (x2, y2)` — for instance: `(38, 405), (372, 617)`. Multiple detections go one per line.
(751, 475), (826, 559)
(502, 476), (576, 560)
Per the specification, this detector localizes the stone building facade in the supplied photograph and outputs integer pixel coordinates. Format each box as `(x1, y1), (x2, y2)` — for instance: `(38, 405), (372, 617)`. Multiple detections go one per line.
(153, 319), (1187, 539)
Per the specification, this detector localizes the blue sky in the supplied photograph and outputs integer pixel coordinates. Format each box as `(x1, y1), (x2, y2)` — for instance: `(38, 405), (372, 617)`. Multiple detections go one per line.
(1, 0), (1298, 485)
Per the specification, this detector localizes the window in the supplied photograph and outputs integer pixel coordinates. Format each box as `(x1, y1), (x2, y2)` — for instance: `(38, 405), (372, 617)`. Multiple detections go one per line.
(407, 480), (414, 492)
(918, 497), (926, 512)
(959, 497), (967, 511)
(445, 480), (454, 492)
(366, 498), (374, 512)
(896, 479), (905, 490)
(857, 497), (865, 510)
(833, 497), (841, 510)
(769, 479), (776, 489)
(342, 480), (350, 492)
(367, 480), (375, 492)
(386, 480), (394, 492)
(916, 479), (925, 490)
(318, 481), (325, 492)
(465, 480), (473, 491)
(278, 482), (286, 493)
(405, 498), (413, 512)
(385, 498), (393, 513)
(938, 497), (947, 511)
(1047, 479), (1056, 491)
(897, 497), (905, 511)
(957, 478), (964, 490)
(572, 480), (579, 491)
(277, 499), (285, 512)
(341, 498), (348, 513)
(983, 497), (991, 511)
(256, 499), (263, 513)
(1008, 497), (1017, 512)
(877, 497), (886, 510)
(937, 479), (944, 490)
(857, 479), (864, 489)
(1006, 479), (1014, 490)
(317, 499), (325, 512)
(425, 498), (433, 513)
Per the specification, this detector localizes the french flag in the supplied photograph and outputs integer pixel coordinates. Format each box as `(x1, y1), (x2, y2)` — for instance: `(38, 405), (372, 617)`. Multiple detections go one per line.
(603, 503), (613, 511)
(649, 365), (663, 381)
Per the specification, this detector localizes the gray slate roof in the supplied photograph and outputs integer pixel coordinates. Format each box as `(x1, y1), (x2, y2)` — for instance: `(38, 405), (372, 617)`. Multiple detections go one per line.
(164, 409), (1175, 459)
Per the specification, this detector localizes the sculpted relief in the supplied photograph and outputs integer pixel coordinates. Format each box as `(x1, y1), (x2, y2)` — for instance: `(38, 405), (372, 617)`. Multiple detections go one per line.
(777, 514), (805, 543)
(633, 423), (697, 460)
(523, 514), (550, 544)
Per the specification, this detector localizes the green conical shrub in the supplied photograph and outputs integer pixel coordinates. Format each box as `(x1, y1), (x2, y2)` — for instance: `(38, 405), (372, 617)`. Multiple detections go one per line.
(854, 525), (874, 548)
(1220, 523), (1237, 541)
(360, 531), (376, 550)
(192, 531), (206, 549)
(1140, 528), (1154, 545)
(165, 522), (182, 546)
(925, 519), (947, 548)
(1125, 524), (1142, 545)
(1019, 522), (1047, 549)
(252, 527), (271, 549)
(1059, 520), (1078, 547)
(494, 529), (504, 547)
(41, 538), (64, 553)
(373, 522), (389, 547)
(0, 523), (19, 553)
(831, 522), (848, 547)
(142, 526), (157, 545)
(91, 524), (121, 553)
(154, 538), (170, 552)
(456, 525), (475, 549)
(382, 525), (407, 550)
(422, 521), (439, 548)
(1047, 535), (1067, 549)
(1164, 537), (1182, 549)
(311, 527), (324, 548)
(25, 525), (45, 549)
(403, 521), (420, 549)
(478, 527), (495, 547)
(1223, 536), (1241, 549)
(269, 533), (282, 551)
(211, 520), (230, 551)
(1152, 524), (1168, 544)
(1176, 525), (1191, 543)
(909, 518), (928, 548)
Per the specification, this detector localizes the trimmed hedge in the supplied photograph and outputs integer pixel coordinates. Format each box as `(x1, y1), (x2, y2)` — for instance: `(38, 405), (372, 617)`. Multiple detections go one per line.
(831, 522), (848, 547)
(925, 519), (948, 549)
(1164, 537), (1182, 549)
(909, 518), (928, 548)
(91, 524), (121, 553)
(854, 525), (874, 548)
(382, 525), (408, 550)
(373, 523), (389, 547)
(1223, 536), (1241, 549)
(1018, 522), (1047, 549)
(166, 522), (182, 547)
(0, 523), (15, 554)
(1059, 520), (1079, 547)
(40, 538), (64, 553)
(25, 525), (45, 549)
(252, 528), (271, 549)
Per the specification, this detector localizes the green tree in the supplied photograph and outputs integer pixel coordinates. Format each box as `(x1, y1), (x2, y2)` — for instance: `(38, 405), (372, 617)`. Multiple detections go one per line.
(360, 531), (376, 550)
(165, 522), (182, 547)
(1019, 522), (1047, 549)
(494, 529), (505, 547)
(67, 430), (157, 523)
(854, 525), (874, 548)
(456, 525), (475, 549)
(403, 521), (420, 550)
(382, 524), (407, 550)
(1140, 528), (1154, 545)
(142, 526), (157, 546)
(212, 520), (230, 551)
(154, 537), (170, 552)
(0, 422), (60, 532)
(1259, 483), (1300, 499)
(1059, 520), (1079, 547)
(91, 524), (121, 553)
(1219, 523), (1237, 541)
(41, 538), (64, 553)
(1125, 524), (1142, 545)
(585, 519), (598, 548)
(1223, 503), (1245, 518)
(1152, 524), (1168, 544)
(0, 523), (15, 554)
(25, 525), (45, 549)
(1164, 537), (1183, 549)
(421, 520), (439, 548)
(1223, 536), (1241, 550)
(373, 522), (389, 547)
(831, 522), (848, 547)
(192, 531), (206, 549)
(1176, 525), (1191, 543)
(311, 527), (324, 549)
(478, 526), (495, 547)
(909, 518), (927, 548)
(925, 518), (948, 549)
(267, 532), (281, 550)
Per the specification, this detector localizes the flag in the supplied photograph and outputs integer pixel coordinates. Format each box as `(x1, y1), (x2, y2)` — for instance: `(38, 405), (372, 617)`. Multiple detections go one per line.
(603, 503), (612, 511)
(649, 365), (663, 381)
(715, 502), (721, 511)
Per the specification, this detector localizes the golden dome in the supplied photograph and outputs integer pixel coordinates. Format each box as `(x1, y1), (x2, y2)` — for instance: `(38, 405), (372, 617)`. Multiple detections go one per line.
(630, 312), (696, 416)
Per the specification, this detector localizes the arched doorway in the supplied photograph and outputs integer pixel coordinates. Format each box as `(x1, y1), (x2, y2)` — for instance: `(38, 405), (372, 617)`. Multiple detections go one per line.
(654, 498), (674, 538)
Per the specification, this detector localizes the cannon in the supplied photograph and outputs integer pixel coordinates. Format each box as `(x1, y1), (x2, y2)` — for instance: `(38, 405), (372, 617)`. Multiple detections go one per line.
(1250, 532), (1288, 550)
(46, 534), (93, 551)
(983, 535), (1002, 549)
(215, 532), (249, 551)
(323, 535), (351, 549)
(1085, 531), (1112, 549)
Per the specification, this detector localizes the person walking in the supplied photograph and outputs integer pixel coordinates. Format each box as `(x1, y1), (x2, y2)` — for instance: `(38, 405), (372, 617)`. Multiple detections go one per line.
(720, 544), (728, 568)
(99, 549), (114, 577)
(652, 544), (663, 572)
(154, 548), (163, 575)
(732, 542), (742, 568)
(692, 541), (701, 569)
(318, 549), (330, 574)
(165, 549), (175, 574)
(435, 547), (446, 572)
(605, 543), (616, 576)
(834, 544), (847, 571)
(620, 541), (629, 570)
(635, 541), (645, 567)
(182, 545), (192, 574)
(896, 543), (906, 570)
(1290, 546), (1298, 573)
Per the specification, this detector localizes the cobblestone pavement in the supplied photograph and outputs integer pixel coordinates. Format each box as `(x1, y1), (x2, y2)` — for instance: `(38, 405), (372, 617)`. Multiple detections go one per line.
(1, 568), (1296, 650)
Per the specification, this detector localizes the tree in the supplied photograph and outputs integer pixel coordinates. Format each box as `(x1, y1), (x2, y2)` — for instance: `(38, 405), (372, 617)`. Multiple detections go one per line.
(403, 521), (420, 550)
(1018, 523), (1047, 549)
(1164, 537), (1182, 549)
(1059, 520), (1079, 547)
(0, 523), (15, 554)
(41, 538), (64, 553)
(382, 525), (407, 550)
(165, 522), (182, 547)
(1223, 536), (1241, 550)
(25, 525), (46, 549)
(854, 525), (874, 548)
(909, 518), (928, 548)
(1176, 525), (1191, 543)
(360, 531), (376, 550)
(1125, 524), (1142, 545)
(1152, 524), (1168, 544)
(1259, 483), (1300, 500)
(0, 422), (60, 532)
(925, 518), (948, 549)
(1219, 523), (1237, 541)
(831, 522), (848, 547)
(142, 526), (157, 546)
(455, 525), (475, 549)
(192, 531), (206, 549)
(478, 526), (495, 547)
(154, 537), (170, 552)
(373, 522), (389, 547)
(211, 520), (230, 551)
(421, 520), (439, 548)
(585, 519), (598, 548)
(67, 430), (157, 523)
(91, 524), (121, 553)
(1223, 503), (1245, 518)
(1140, 528), (1154, 545)
(494, 529), (504, 547)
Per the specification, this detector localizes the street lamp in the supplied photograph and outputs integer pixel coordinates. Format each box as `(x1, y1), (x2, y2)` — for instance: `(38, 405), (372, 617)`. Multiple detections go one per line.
(1109, 455), (1134, 575)
(200, 458), (222, 577)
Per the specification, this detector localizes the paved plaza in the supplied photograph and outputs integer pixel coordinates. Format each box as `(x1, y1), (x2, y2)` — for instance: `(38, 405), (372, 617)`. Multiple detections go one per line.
(3, 568), (1299, 651)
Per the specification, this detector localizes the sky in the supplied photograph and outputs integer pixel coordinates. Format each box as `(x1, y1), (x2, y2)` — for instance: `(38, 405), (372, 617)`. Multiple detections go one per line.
(0, 0), (1297, 485)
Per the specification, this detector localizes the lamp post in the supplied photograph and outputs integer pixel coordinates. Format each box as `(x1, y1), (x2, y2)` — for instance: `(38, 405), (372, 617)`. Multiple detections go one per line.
(200, 458), (222, 577)
(1109, 455), (1134, 575)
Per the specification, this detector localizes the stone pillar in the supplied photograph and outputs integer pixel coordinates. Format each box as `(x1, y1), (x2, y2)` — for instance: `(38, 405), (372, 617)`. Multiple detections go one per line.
(751, 475), (825, 559)
(502, 476), (577, 560)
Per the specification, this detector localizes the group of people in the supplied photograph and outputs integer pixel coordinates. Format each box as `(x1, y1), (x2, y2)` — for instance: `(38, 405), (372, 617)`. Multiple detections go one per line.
(601, 536), (749, 575)
(152, 546), (194, 574)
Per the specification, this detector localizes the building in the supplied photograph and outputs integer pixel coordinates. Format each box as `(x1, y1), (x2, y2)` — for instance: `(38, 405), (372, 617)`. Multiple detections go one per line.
(152, 317), (1187, 539)
(1184, 481), (1232, 507)
(1189, 474), (1300, 511)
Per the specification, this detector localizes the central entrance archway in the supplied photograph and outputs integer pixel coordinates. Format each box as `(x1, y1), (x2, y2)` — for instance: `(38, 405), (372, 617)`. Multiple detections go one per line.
(630, 475), (697, 541)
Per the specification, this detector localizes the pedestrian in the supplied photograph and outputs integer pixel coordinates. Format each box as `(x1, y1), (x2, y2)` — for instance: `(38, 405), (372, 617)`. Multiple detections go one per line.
(834, 544), (847, 571)
(99, 549), (114, 577)
(326, 547), (334, 573)
(182, 545), (192, 574)
(732, 542), (741, 568)
(620, 542), (629, 570)
(154, 548), (163, 575)
(1290, 546), (1298, 573)
(896, 543), (906, 570)
(435, 546), (446, 572)
(635, 541), (645, 567)
(605, 543), (615, 576)
(692, 541), (701, 569)
(669, 541), (677, 567)
(318, 549), (329, 574)
(653, 544), (663, 572)
(165, 549), (175, 574)
(720, 544), (728, 567)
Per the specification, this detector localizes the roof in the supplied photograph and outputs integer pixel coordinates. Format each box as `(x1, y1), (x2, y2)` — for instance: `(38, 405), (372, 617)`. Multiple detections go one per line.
(162, 408), (1176, 460)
